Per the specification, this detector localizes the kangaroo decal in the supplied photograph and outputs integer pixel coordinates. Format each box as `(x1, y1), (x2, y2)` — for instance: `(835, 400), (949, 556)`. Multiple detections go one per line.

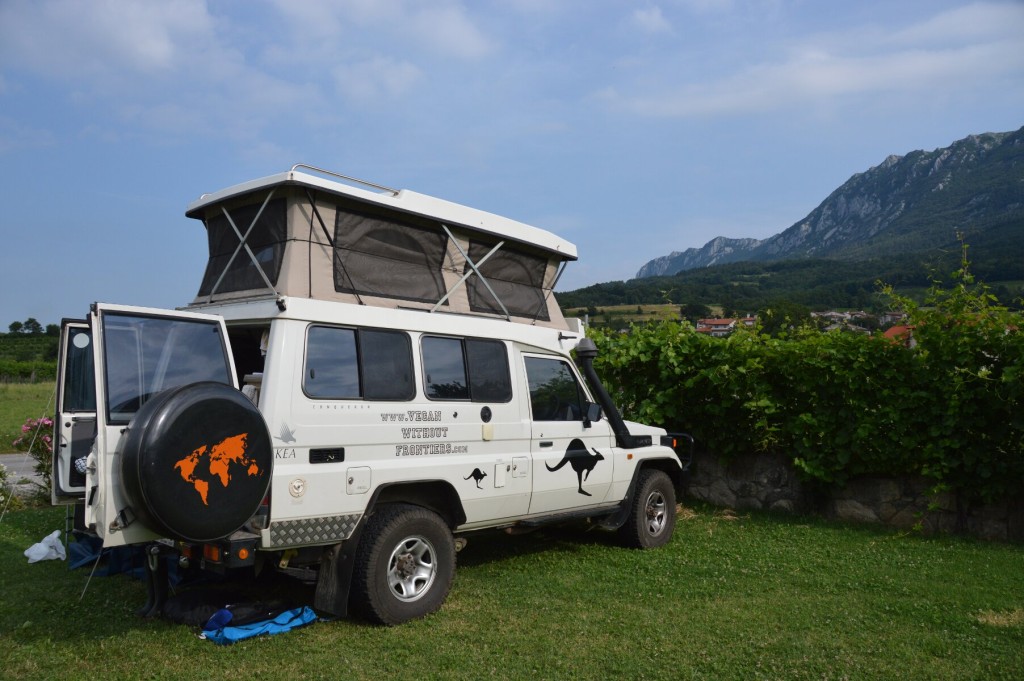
(546, 438), (604, 496)
(465, 467), (488, 489)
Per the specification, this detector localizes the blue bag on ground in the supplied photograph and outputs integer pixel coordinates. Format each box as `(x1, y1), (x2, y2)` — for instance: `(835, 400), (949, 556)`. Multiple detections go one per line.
(201, 606), (317, 645)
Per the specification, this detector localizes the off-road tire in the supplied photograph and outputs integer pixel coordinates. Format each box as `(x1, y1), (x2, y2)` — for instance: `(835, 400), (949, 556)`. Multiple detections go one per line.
(350, 504), (455, 625)
(618, 469), (676, 549)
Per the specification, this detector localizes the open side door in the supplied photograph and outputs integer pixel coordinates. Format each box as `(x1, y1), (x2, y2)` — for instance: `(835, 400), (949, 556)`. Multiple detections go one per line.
(52, 320), (95, 504)
(83, 303), (240, 548)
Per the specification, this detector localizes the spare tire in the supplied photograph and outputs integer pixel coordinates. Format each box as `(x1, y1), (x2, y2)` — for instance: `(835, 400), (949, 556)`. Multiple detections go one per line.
(120, 382), (273, 542)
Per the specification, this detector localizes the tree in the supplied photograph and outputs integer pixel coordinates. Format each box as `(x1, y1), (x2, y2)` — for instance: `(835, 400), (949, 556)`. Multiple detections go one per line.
(22, 318), (43, 335)
(679, 302), (712, 324)
(8, 321), (23, 334)
(758, 301), (812, 337)
(45, 324), (59, 337)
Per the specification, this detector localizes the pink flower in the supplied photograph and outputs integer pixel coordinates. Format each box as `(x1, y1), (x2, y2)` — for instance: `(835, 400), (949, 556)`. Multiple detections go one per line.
(21, 424), (30, 433)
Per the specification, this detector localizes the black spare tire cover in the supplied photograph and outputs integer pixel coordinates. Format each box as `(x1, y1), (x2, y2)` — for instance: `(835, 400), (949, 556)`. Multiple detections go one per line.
(119, 381), (273, 543)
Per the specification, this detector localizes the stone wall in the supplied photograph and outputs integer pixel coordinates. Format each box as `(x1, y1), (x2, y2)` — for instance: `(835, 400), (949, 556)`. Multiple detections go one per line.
(684, 450), (1024, 542)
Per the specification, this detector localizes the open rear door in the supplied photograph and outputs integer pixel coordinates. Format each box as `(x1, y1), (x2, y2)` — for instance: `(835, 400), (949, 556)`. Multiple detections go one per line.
(82, 303), (241, 547)
(52, 320), (95, 504)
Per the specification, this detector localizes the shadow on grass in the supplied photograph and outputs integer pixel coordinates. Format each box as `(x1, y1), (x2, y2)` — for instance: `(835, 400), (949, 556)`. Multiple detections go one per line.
(455, 518), (632, 570)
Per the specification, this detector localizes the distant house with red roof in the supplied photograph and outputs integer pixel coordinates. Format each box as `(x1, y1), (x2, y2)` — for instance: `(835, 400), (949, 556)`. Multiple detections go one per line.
(883, 324), (916, 348)
(696, 318), (737, 337)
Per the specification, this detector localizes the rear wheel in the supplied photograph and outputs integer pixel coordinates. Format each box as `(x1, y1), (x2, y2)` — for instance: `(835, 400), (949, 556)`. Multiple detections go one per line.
(618, 469), (676, 549)
(351, 504), (455, 625)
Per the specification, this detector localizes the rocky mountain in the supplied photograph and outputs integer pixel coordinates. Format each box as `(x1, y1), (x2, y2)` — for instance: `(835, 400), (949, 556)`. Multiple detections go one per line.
(636, 126), (1024, 278)
(635, 237), (763, 278)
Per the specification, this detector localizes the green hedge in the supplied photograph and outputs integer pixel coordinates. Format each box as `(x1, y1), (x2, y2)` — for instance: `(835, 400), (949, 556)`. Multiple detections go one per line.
(591, 273), (1024, 505)
(0, 360), (56, 382)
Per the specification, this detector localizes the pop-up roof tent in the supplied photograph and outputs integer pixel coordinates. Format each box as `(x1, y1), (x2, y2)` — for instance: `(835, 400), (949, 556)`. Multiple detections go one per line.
(185, 165), (578, 329)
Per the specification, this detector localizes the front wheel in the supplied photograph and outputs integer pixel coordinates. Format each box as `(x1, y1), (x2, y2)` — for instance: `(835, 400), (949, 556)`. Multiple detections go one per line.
(618, 469), (677, 549)
(351, 504), (455, 625)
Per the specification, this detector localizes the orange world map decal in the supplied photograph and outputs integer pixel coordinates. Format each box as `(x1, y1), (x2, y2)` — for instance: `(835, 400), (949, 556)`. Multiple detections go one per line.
(174, 433), (261, 505)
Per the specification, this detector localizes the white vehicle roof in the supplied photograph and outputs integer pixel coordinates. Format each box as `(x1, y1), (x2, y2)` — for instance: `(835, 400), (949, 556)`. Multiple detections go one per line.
(186, 165), (577, 261)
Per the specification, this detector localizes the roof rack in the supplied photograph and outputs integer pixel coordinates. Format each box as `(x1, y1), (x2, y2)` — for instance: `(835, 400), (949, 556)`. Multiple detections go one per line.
(289, 164), (399, 196)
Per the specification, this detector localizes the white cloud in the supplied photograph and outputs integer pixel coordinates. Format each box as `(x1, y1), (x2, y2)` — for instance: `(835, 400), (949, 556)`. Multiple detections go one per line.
(674, 0), (736, 14)
(0, 0), (216, 79)
(409, 6), (494, 59)
(606, 2), (1024, 117)
(334, 57), (422, 102)
(888, 1), (1024, 47)
(0, 116), (56, 153)
(0, 0), (328, 144)
(268, 0), (493, 60)
(632, 7), (673, 34)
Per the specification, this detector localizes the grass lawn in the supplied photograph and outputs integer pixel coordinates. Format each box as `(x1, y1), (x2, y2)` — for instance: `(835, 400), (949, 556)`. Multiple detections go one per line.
(1, 504), (1021, 680)
(0, 384), (54, 454)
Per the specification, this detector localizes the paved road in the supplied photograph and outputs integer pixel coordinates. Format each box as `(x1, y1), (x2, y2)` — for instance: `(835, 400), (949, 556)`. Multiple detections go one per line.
(0, 453), (43, 485)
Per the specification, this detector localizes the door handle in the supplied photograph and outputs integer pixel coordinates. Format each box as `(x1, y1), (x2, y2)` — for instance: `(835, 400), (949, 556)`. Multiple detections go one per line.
(539, 441), (553, 448)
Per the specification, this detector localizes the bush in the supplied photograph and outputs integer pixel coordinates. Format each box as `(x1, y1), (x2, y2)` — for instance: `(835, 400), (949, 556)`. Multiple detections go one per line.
(0, 460), (23, 511)
(591, 254), (1024, 507)
(0, 359), (57, 382)
(11, 415), (53, 496)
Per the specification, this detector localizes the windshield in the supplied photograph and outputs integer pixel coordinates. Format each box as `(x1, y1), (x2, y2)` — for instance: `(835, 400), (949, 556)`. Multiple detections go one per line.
(102, 313), (231, 424)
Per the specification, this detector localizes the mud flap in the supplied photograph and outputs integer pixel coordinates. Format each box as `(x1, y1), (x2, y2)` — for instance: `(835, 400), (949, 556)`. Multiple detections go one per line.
(598, 473), (641, 531)
(138, 544), (169, 618)
(313, 520), (365, 617)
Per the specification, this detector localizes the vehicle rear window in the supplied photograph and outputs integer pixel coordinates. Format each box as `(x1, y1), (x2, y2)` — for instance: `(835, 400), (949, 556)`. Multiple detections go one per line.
(102, 313), (231, 424)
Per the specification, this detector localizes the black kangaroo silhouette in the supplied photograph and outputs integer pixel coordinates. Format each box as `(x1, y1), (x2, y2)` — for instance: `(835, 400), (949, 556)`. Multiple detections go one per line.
(464, 467), (487, 489)
(545, 438), (604, 496)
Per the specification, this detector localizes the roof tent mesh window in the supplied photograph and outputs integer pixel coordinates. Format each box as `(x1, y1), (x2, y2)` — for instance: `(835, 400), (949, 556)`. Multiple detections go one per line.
(198, 198), (287, 296)
(333, 205), (448, 304)
(465, 241), (550, 321)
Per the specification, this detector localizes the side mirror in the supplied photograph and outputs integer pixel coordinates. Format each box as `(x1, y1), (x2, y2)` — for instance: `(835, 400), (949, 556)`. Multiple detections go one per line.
(583, 402), (603, 428)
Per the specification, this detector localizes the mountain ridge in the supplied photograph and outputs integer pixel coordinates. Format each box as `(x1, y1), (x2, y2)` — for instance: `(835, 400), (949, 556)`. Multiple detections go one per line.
(636, 127), (1024, 278)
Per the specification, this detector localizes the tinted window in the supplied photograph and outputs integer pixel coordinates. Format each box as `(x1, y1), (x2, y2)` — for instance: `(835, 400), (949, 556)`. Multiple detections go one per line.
(423, 337), (468, 399)
(62, 327), (96, 412)
(422, 337), (511, 402)
(305, 327), (359, 398)
(304, 326), (414, 401)
(466, 339), (512, 402)
(525, 357), (585, 421)
(102, 314), (231, 424)
(361, 330), (415, 400)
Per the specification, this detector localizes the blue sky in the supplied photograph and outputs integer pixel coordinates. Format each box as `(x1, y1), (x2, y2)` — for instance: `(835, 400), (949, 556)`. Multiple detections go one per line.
(1, 0), (1022, 327)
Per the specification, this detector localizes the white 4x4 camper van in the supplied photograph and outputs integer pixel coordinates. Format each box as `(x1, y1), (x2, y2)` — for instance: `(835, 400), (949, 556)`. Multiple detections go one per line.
(53, 166), (690, 625)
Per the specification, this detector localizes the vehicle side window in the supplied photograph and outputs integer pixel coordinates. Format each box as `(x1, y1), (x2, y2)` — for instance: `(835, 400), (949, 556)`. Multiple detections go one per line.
(466, 339), (511, 402)
(361, 329), (415, 400)
(304, 326), (415, 400)
(305, 326), (359, 398)
(63, 328), (96, 412)
(422, 337), (468, 399)
(422, 336), (512, 402)
(525, 356), (585, 421)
